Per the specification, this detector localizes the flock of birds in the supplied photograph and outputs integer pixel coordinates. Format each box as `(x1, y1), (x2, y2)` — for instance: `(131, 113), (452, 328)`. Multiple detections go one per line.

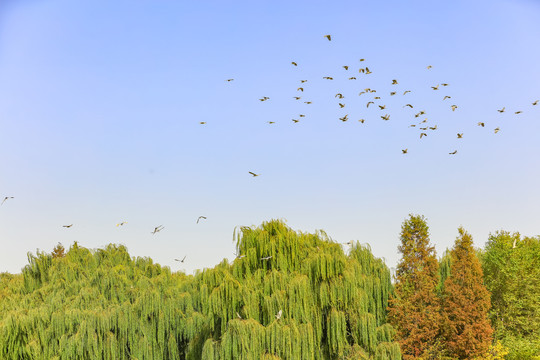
(221, 34), (538, 171)
(3, 34), (538, 270)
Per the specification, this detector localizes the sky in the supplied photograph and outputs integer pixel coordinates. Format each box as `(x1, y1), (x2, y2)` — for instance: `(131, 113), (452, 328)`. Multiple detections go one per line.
(1, 0), (539, 275)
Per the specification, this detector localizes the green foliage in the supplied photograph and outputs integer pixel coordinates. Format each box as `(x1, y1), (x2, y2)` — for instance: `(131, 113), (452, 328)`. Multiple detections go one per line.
(481, 232), (540, 359)
(0, 220), (400, 359)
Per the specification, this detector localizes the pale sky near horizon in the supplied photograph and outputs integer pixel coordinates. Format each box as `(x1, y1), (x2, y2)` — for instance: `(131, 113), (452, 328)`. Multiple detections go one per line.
(1, 0), (539, 275)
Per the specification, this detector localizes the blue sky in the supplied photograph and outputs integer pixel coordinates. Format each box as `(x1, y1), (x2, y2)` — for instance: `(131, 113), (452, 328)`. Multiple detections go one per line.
(1, 0), (539, 274)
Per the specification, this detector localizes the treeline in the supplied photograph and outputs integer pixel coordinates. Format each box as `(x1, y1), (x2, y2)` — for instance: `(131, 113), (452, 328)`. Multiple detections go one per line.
(0, 217), (538, 359)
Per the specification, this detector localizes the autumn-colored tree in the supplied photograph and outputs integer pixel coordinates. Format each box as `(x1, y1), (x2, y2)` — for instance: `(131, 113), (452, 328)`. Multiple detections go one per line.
(442, 227), (493, 359)
(51, 242), (65, 258)
(388, 214), (443, 359)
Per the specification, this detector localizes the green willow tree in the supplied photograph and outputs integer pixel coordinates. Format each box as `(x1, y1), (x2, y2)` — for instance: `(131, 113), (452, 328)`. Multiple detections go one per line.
(480, 231), (540, 360)
(441, 227), (493, 359)
(0, 220), (401, 360)
(387, 214), (443, 360)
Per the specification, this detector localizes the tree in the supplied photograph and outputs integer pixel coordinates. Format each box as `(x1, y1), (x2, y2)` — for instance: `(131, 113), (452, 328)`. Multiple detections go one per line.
(51, 242), (65, 258)
(481, 231), (540, 360)
(388, 214), (443, 359)
(442, 227), (493, 359)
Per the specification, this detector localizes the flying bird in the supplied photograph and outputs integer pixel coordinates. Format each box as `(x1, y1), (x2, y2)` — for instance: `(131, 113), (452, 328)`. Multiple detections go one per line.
(390, 92), (396, 96)
(420, 133), (427, 138)
(359, 58), (365, 62)
(261, 256), (272, 260)
(175, 256), (187, 263)
(324, 34), (331, 41)
(378, 105), (386, 110)
(291, 61), (297, 66)
(339, 103), (345, 108)
(381, 114), (390, 121)
(300, 80), (308, 83)
(226, 79), (234, 82)
(151, 225), (164, 234)
(441, 83), (449, 87)
(403, 90), (411, 95)
(431, 85), (439, 90)
(1, 196), (14, 205)
(402, 149), (408, 154)
(374, 96), (381, 99)
(457, 133), (463, 138)
(403, 104), (413, 108)
(348, 77), (356, 80)
(515, 111), (522, 114)
(429, 125), (438, 130)
(297, 87), (304, 92)
(365, 67), (372, 74)
(451, 105), (458, 111)
(533, 100), (539, 105)
(443, 96), (451, 100)
(293, 96), (301, 100)
(359, 68), (365, 73)
(335, 93), (344, 98)
(478, 122), (485, 127)
(494, 127), (500, 134)
(259, 97), (270, 101)
(197, 216), (207, 224)
(267, 121), (275, 124)
(200, 122), (206, 125)
(116, 222), (127, 227)
(63, 224), (73, 228)
(249, 172), (260, 177)
(343, 66), (349, 70)
(358, 119), (365, 123)
(449, 150), (457, 155)
(392, 79), (398, 85)
(498, 107), (505, 113)
(427, 65), (433, 69)
(276, 310), (282, 320)
(299, 114), (306, 117)
(366, 101), (374, 108)
(339, 115), (349, 122)
(342, 240), (354, 246)
(304, 101), (312, 104)
(323, 76), (333, 80)
(292, 119), (299, 123)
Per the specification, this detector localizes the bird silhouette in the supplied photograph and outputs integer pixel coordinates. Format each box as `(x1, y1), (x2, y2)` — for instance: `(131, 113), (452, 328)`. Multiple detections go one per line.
(348, 77), (356, 80)
(515, 111), (522, 114)
(151, 225), (164, 234)
(343, 66), (349, 70)
(449, 150), (457, 155)
(339, 103), (345, 108)
(297, 87), (304, 92)
(392, 79), (398, 85)
(249, 172), (260, 177)
(267, 121), (275, 124)
(494, 127), (500, 134)
(300, 80), (308, 83)
(379, 105), (386, 110)
(429, 125), (438, 130)
(291, 61), (297, 66)
(175, 256), (187, 263)
(451, 105), (458, 111)
(63, 224), (73, 228)
(1, 196), (14, 205)
(299, 114), (305, 118)
(381, 114), (390, 121)
(323, 76), (333, 80)
(365, 67), (372, 74)
(335, 93), (344, 98)
(359, 58), (365, 62)
(498, 107), (505, 113)
(403, 90), (411, 95)
(200, 122), (206, 124)
(403, 104), (413, 108)
(304, 101), (312, 104)
(226, 79), (234, 82)
(533, 100), (539, 105)
(420, 133), (427, 138)
(427, 65), (433, 69)
(390, 92), (396, 96)
(116, 222), (127, 227)
(402, 149), (408, 154)
(293, 96), (301, 100)
(367, 101), (374, 108)
(358, 119), (365, 123)
(324, 35), (331, 41)
(431, 85), (439, 90)
(457, 133), (463, 138)
(259, 97), (270, 101)
(478, 122), (485, 127)
(292, 119), (300, 123)
(339, 115), (349, 122)
(197, 216), (207, 224)
(441, 83), (449, 87)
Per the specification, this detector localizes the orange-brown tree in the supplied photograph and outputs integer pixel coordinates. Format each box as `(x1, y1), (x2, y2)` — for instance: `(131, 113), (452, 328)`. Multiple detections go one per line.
(442, 227), (493, 359)
(388, 214), (443, 359)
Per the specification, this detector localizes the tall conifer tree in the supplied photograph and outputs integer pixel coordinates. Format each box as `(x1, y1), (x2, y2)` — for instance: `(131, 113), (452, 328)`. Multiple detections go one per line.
(388, 214), (442, 359)
(442, 227), (493, 359)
